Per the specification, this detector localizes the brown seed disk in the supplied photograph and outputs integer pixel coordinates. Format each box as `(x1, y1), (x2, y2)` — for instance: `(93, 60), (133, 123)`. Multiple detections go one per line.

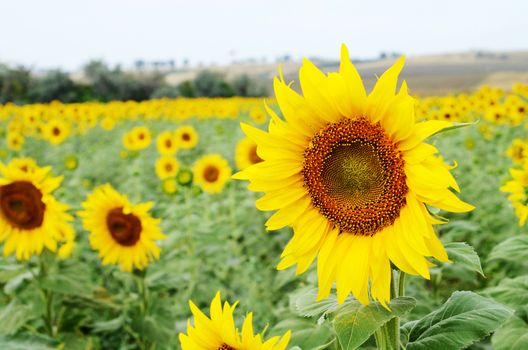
(106, 207), (142, 246)
(0, 181), (46, 230)
(218, 344), (236, 350)
(302, 118), (408, 236)
(203, 165), (220, 182)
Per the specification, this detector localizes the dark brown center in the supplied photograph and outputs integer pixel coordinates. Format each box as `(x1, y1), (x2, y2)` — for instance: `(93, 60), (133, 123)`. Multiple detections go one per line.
(249, 145), (263, 164)
(139, 133), (145, 140)
(182, 133), (191, 141)
(165, 139), (172, 148)
(0, 181), (46, 230)
(203, 165), (220, 182)
(165, 163), (173, 172)
(52, 127), (61, 136)
(106, 207), (142, 246)
(218, 344), (236, 350)
(302, 118), (408, 236)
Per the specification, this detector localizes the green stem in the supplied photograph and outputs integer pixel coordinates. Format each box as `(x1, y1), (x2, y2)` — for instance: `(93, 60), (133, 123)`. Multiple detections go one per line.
(37, 257), (55, 337)
(382, 270), (406, 350)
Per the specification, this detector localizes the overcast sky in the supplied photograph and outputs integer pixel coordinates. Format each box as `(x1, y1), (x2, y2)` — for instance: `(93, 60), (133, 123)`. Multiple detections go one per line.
(0, 0), (526, 71)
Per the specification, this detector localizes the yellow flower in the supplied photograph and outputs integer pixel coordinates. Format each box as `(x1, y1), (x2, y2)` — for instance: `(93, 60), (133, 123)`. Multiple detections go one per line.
(234, 45), (474, 306)
(180, 291), (291, 350)
(155, 156), (180, 180)
(130, 126), (152, 150)
(44, 118), (70, 145)
(250, 106), (267, 124)
(0, 159), (75, 260)
(162, 178), (178, 194)
(235, 137), (263, 170)
(64, 155), (79, 170)
(6, 132), (23, 151)
(193, 154), (231, 194)
(78, 184), (166, 271)
(9, 157), (38, 173)
(101, 116), (116, 131)
(156, 131), (178, 155)
(506, 139), (528, 165)
(175, 125), (199, 150)
(177, 169), (193, 186)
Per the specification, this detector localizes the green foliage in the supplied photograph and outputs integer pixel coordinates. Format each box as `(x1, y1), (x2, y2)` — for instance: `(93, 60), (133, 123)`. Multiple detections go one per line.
(332, 297), (416, 350)
(444, 242), (484, 277)
(402, 291), (512, 350)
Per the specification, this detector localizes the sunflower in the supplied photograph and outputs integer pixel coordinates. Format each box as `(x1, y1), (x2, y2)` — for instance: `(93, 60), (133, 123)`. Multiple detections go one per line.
(235, 137), (263, 170)
(6, 132), (23, 151)
(175, 125), (199, 150)
(9, 157), (38, 173)
(180, 291), (290, 350)
(162, 178), (178, 194)
(250, 106), (267, 124)
(234, 45), (473, 306)
(193, 154), (231, 194)
(0, 159), (75, 260)
(155, 156), (180, 180)
(131, 126), (152, 150)
(501, 162), (528, 226)
(177, 168), (193, 186)
(44, 118), (70, 145)
(78, 184), (166, 271)
(156, 131), (178, 155)
(506, 139), (528, 164)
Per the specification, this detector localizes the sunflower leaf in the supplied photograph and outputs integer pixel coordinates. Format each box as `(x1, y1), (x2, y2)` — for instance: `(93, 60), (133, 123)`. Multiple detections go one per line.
(430, 121), (478, 137)
(482, 275), (528, 308)
(291, 288), (339, 318)
(444, 242), (485, 277)
(487, 235), (528, 263)
(491, 314), (528, 350)
(332, 296), (416, 350)
(0, 301), (36, 336)
(402, 291), (512, 350)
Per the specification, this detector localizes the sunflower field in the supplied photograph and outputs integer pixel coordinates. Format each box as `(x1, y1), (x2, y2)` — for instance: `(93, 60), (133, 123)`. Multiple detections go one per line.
(1, 47), (528, 350)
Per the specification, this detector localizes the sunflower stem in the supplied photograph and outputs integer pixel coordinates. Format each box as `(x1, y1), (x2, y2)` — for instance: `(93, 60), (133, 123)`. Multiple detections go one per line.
(37, 256), (55, 337)
(384, 270), (406, 350)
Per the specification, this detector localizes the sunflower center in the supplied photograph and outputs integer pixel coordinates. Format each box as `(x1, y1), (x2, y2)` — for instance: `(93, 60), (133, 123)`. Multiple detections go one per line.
(182, 133), (191, 141)
(165, 163), (173, 172)
(52, 127), (61, 136)
(106, 207), (142, 246)
(302, 118), (408, 236)
(249, 145), (263, 164)
(0, 181), (46, 230)
(203, 166), (220, 182)
(218, 344), (236, 350)
(165, 139), (172, 148)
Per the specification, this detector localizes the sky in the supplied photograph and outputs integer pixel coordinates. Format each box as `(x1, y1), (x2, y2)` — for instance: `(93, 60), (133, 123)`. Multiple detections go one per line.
(0, 0), (526, 71)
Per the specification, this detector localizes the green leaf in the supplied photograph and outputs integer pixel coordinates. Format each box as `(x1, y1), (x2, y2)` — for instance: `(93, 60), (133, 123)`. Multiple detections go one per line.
(0, 264), (25, 284)
(430, 121), (477, 137)
(483, 275), (528, 308)
(444, 242), (485, 277)
(40, 262), (93, 297)
(0, 335), (57, 350)
(402, 291), (512, 350)
(272, 318), (334, 350)
(332, 297), (416, 350)
(488, 235), (528, 263)
(0, 301), (36, 336)
(492, 315), (528, 350)
(91, 316), (125, 333)
(291, 288), (339, 318)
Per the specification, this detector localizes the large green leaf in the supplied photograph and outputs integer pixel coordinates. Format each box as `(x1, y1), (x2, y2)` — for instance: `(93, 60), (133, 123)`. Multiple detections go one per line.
(0, 301), (36, 336)
(488, 235), (528, 263)
(273, 318), (334, 350)
(40, 262), (93, 297)
(492, 315), (528, 350)
(332, 297), (416, 350)
(0, 335), (57, 350)
(402, 291), (512, 350)
(291, 288), (339, 318)
(444, 242), (484, 277)
(483, 275), (528, 308)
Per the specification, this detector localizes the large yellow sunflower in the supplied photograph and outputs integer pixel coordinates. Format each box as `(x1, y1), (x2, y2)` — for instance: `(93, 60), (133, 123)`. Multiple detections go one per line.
(78, 184), (166, 271)
(234, 45), (474, 306)
(179, 291), (291, 350)
(0, 159), (75, 260)
(235, 137), (263, 170)
(193, 154), (232, 194)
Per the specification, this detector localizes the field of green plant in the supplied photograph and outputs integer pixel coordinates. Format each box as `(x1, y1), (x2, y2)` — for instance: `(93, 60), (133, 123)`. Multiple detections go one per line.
(0, 68), (528, 350)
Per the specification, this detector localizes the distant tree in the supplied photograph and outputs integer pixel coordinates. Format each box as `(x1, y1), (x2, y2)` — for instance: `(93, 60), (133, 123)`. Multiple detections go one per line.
(193, 70), (234, 97)
(178, 81), (195, 97)
(0, 65), (31, 103)
(28, 70), (77, 103)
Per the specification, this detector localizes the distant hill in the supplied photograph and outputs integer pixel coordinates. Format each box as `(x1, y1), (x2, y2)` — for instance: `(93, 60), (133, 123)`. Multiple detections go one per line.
(165, 50), (528, 95)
